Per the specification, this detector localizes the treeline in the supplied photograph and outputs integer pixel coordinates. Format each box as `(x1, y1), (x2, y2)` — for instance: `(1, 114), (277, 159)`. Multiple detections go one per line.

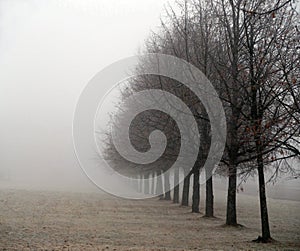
(102, 0), (300, 243)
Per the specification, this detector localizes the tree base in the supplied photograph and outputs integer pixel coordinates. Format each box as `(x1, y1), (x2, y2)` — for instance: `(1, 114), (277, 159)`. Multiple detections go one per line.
(222, 223), (244, 228)
(202, 215), (217, 219)
(252, 236), (275, 243)
(181, 203), (189, 207)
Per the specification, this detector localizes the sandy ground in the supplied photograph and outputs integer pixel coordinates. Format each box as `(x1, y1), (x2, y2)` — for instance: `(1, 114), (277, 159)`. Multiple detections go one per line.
(0, 188), (299, 251)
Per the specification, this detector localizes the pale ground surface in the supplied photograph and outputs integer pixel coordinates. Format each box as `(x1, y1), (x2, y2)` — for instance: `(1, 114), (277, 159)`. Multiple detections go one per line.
(0, 187), (299, 251)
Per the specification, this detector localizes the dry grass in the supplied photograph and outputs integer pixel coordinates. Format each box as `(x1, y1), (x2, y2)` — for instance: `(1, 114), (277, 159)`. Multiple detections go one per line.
(0, 188), (299, 250)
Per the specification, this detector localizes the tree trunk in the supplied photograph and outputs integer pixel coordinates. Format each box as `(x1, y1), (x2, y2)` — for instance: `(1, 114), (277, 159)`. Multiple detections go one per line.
(226, 163), (237, 225)
(257, 152), (272, 241)
(173, 167), (180, 203)
(151, 172), (155, 194)
(192, 169), (200, 213)
(137, 174), (142, 193)
(164, 171), (171, 200)
(205, 169), (214, 217)
(156, 170), (164, 199)
(144, 172), (150, 194)
(182, 172), (191, 206)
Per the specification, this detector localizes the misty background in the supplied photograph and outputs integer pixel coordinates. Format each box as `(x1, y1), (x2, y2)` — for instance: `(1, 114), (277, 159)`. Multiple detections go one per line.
(0, 0), (299, 200)
(0, 0), (172, 190)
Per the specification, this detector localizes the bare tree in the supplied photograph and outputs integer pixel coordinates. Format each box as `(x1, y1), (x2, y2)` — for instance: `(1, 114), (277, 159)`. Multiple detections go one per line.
(101, 0), (300, 243)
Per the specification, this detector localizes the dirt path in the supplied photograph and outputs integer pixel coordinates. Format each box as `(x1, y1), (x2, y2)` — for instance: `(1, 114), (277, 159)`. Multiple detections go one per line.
(0, 189), (299, 250)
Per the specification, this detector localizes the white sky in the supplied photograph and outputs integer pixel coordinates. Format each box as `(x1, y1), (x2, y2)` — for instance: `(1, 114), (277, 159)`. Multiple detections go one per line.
(0, 0), (172, 190)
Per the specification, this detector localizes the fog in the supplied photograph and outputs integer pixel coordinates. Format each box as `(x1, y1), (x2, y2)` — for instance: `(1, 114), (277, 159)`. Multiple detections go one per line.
(0, 0), (299, 200)
(0, 0), (170, 191)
